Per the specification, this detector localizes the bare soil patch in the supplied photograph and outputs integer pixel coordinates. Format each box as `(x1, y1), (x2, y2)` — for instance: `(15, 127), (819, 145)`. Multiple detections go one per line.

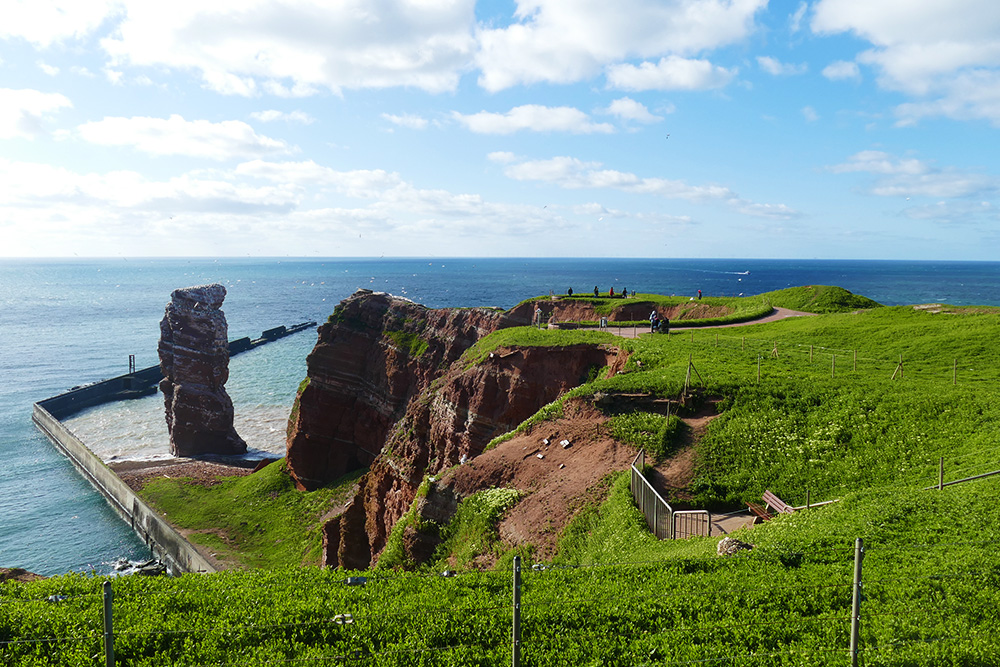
(0, 567), (45, 582)
(445, 399), (635, 564)
(110, 458), (259, 492)
(646, 398), (723, 505)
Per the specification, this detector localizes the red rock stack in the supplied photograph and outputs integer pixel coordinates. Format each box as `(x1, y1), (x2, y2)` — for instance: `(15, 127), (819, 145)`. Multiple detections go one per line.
(158, 284), (247, 457)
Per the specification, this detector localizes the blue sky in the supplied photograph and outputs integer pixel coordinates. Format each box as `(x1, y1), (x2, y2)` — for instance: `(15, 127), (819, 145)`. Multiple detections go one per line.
(2, 0), (999, 259)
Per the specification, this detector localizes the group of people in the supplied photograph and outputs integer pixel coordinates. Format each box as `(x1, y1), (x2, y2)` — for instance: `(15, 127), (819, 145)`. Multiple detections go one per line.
(591, 286), (629, 298)
(649, 310), (670, 334)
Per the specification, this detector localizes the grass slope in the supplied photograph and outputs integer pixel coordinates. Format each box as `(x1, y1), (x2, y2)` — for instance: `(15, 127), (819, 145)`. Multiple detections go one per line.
(138, 460), (363, 568)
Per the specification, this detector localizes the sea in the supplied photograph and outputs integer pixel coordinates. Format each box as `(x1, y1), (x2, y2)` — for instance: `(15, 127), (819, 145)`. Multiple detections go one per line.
(1, 257), (999, 576)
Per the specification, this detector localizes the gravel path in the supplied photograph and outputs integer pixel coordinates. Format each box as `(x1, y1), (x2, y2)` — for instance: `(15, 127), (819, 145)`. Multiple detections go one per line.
(585, 307), (817, 339)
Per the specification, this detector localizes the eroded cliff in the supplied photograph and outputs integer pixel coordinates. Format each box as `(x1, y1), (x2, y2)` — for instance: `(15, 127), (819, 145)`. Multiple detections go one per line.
(285, 290), (519, 491)
(286, 290), (629, 570)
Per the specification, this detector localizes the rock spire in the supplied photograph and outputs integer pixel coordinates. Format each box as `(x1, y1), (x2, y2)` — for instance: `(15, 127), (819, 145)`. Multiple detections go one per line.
(158, 284), (246, 457)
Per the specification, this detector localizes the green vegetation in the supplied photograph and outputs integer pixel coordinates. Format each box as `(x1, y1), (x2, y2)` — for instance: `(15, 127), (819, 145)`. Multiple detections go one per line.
(385, 329), (430, 356)
(137, 460), (363, 568)
(377, 476), (435, 570)
(8, 293), (1000, 665)
(761, 284), (882, 313)
(432, 487), (523, 569)
(607, 411), (684, 460)
(460, 325), (619, 366)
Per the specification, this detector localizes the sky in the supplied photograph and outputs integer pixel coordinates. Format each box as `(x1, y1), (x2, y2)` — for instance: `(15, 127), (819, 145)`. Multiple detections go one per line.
(1, 0), (1000, 260)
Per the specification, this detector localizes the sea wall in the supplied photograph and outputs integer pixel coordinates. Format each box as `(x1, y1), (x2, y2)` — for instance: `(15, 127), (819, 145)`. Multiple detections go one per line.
(31, 320), (317, 575)
(41, 321), (317, 421)
(32, 404), (215, 575)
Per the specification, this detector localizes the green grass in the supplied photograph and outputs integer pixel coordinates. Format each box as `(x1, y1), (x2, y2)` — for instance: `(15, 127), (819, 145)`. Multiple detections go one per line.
(606, 411), (684, 461)
(385, 329), (430, 356)
(761, 284), (883, 313)
(460, 326), (619, 366)
(138, 460), (363, 568)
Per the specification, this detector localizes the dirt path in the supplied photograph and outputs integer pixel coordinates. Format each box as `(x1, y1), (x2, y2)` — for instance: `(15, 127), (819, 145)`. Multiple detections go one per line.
(646, 398), (755, 536)
(581, 307), (816, 339)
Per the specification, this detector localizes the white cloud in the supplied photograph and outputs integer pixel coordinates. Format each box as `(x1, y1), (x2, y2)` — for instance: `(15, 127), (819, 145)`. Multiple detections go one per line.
(38, 61), (60, 76)
(0, 0), (122, 48)
(452, 105), (615, 134)
(77, 114), (293, 160)
(487, 151), (518, 164)
(501, 154), (799, 218)
(822, 60), (860, 80)
(757, 56), (807, 76)
(831, 150), (1000, 198)
(606, 56), (736, 91)
(0, 88), (73, 139)
(831, 150), (929, 176)
(381, 113), (429, 130)
(476, 0), (764, 91)
(903, 200), (998, 223)
(250, 109), (315, 124)
(812, 0), (1000, 124)
(789, 2), (808, 33)
(100, 0), (477, 95)
(802, 106), (819, 122)
(603, 97), (662, 123)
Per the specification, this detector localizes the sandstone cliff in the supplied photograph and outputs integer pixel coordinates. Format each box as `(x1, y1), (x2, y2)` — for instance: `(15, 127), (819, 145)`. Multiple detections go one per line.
(286, 290), (629, 570)
(285, 290), (520, 491)
(159, 284), (246, 457)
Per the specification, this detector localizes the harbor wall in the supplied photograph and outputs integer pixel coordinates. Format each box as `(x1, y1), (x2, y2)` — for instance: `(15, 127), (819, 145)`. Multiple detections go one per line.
(32, 403), (216, 575)
(30, 320), (317, 575)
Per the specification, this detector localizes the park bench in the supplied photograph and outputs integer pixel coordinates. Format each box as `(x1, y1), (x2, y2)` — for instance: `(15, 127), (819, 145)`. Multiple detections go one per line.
(746, 490), (796, 524)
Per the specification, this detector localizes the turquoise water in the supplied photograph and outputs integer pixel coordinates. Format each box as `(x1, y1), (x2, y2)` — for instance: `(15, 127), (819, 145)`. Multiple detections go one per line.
(1, 257), (998, 575)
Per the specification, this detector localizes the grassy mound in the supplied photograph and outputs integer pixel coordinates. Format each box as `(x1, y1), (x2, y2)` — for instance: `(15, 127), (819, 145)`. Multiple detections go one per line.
(761, 284), (882, 313)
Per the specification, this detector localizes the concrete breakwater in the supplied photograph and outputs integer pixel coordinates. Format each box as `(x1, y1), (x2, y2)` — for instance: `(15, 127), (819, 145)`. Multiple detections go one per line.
(31, 321), (316, 575)
(39, 321), (316, 421)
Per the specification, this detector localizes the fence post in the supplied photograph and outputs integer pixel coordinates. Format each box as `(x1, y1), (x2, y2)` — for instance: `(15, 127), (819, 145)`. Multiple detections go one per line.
(103, 580), (115, 667)
(850, 537), (864, 667)
(512, 556), (521, 667)
(939, 457), (944, 491)
(810, 345), (813, 362)
(853, 349), (857, 371)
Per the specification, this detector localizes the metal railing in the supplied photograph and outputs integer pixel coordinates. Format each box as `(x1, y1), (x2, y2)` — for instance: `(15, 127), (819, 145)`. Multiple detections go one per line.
(630, 450), (710, 540)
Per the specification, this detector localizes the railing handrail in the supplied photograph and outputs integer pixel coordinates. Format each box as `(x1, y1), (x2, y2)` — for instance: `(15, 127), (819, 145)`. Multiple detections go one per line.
(630, 450), (674, 513)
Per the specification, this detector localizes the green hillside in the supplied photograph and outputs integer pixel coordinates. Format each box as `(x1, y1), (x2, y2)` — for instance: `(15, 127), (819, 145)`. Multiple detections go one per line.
(760, 284), (882, 313)
(5, 297), (1000, 665)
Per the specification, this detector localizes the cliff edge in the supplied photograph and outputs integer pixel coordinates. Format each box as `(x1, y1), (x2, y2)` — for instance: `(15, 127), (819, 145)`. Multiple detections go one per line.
(286, 290), (631, 570)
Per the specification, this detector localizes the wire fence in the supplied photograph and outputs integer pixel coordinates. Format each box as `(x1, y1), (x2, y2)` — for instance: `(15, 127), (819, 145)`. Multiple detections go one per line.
(4, 539), (999, 666)
(644, 327), (1000, 387)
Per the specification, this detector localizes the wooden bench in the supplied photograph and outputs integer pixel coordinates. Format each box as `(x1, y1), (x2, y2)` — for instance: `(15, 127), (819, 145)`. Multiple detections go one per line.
(747, 490), (795, 524)
(762, 490), (795, 515)
(746, 501), (772, 523)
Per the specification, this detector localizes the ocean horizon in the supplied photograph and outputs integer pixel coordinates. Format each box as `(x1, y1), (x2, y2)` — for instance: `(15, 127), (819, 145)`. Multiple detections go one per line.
(2, 257), (999, 576)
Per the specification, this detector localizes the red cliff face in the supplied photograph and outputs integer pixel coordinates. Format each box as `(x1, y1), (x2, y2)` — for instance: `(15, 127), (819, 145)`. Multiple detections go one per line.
(318, 342), (626, 569)
(285, 290), (520, 491)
